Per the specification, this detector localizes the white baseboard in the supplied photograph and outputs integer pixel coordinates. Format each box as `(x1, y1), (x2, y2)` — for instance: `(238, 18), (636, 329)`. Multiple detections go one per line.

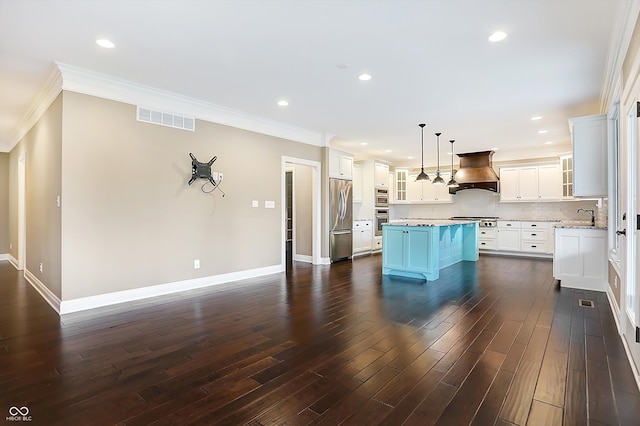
(318, 257), (331, 265)
(294, 254), (313, 263)
(0, 253), (8, 261)
(605, 284), (640, 392)
(59, 264), (283, 315)
(5, 254), (19, 269)
(24, 268), (62, 314)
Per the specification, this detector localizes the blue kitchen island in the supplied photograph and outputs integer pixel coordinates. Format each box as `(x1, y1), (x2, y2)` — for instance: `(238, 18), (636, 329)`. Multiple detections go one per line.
(382, 220), (479, 281)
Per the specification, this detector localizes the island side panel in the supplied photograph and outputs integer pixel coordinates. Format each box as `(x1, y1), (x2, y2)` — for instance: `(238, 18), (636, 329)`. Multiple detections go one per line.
(462, 222), (480, 261)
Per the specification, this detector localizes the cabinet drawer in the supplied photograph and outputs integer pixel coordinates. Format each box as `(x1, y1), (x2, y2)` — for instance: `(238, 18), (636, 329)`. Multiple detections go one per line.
(522, 230), (546, 241)
(498, 221), (521, 229)
(479, 228), (497, 238)
(521, 241), (546, 252)
(354, 220), (373, 229)
(479, 239), (497, 250)
(521, 221), (549, 230)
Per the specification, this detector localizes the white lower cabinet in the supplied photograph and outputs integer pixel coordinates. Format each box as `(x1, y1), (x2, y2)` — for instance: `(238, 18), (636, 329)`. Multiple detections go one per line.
(478, 228), (497, 250)
(553, 227), (607, 291)
(491, 221), (553, 255)
(353, 220), (373, 254)
(497, 221), (521, 251)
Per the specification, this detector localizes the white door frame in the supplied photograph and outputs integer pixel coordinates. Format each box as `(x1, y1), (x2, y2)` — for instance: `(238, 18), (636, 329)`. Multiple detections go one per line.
(285, 167), (296, 261)
(620, 63), (640, 387)
(281, 156), (322, 267)
(17, 153), (26, 271)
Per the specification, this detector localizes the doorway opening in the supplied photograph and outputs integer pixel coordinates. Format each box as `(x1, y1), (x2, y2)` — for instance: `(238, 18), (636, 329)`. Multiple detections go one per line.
(17, 153), (26, 271)
(282, 157), (321, 271)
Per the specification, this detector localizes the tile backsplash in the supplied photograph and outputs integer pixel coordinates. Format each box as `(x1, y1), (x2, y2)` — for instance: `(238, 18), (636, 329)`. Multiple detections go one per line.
(390, 189), (604, 223)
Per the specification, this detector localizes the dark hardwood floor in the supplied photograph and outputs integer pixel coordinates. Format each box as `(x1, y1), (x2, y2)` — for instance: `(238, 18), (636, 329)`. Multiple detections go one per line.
(1, 254), (639, 425)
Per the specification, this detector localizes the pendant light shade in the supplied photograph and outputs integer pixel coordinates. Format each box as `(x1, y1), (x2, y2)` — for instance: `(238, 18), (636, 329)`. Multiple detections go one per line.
(432, 132), (445, 185)
(416, 123), (430, 181)
(447, 139), (459, 187)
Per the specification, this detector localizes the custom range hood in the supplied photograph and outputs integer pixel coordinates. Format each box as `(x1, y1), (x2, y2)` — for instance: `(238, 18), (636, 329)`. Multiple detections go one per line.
(448, 150), (500, 194)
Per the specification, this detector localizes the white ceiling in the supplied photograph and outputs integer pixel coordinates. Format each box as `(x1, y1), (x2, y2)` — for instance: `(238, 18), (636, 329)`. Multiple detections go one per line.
(0, 0), (628, 166)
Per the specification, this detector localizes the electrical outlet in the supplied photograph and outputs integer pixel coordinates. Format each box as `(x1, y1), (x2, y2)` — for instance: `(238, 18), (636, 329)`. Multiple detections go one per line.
(194, 259), (200, 269)
(212, 172), (219, 181)
(252, 200), (259, 208)
(614, 276), (618, 288)
(39, 262), (43, 273)
(9, 243), (12, 250)
(56, 195), (61, 208)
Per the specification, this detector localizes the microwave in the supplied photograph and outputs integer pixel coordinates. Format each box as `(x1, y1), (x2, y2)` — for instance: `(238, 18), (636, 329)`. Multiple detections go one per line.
(375, 188), (389, 207)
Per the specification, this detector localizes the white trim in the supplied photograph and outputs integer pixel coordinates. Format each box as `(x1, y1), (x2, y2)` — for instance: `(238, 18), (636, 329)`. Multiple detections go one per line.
(0, 254), (8, 261)
(282, 156), (323, 266)
(8, 254), (18, 269)
(24, 268), (61, 314)
(319, 257), (331, 265)
(59, 264), (282, 315)
(294, 254), (313, 263)
(1, 64), (63, 153)
(56, 63), (326, 147)
(606, 285), (640, 392)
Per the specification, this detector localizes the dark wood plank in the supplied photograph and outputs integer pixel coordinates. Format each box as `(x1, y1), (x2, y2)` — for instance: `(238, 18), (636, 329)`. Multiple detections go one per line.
(403, 382), (458, 426)
(564, 368), (587, 426)
(527, 400), (563, 425)
(533, 349), (568, 407)
(471, 369), (515, 426)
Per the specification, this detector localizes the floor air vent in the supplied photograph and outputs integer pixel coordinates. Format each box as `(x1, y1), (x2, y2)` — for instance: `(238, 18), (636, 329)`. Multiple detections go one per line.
(578, 299), (595, 308)
(137, 106), (195, 131)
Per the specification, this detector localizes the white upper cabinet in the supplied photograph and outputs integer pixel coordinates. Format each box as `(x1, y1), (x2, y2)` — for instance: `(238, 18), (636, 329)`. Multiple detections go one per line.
(374, 162), (390, 187)
(500, 166), (538, 201)
(406, 172), (452, 203)
(500, 163), (561, 202)
(537, 163), (562, 200)
(329, 150), (354, 179)
(352, 164), (363, 202)
(569, 114), (607, 197)
(395, 169), (408, 202)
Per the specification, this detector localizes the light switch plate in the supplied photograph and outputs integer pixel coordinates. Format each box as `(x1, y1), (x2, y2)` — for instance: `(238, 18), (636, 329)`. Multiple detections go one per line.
(252, 200), (259, 208)
(265, 201), (275, 209)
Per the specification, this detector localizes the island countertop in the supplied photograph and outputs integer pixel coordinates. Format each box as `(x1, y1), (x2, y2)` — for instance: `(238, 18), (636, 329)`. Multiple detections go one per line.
(386, 219), (479, 227)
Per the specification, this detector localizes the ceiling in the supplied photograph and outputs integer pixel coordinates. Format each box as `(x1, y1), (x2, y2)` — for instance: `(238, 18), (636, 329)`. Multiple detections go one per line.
(0, 0), (628, 166)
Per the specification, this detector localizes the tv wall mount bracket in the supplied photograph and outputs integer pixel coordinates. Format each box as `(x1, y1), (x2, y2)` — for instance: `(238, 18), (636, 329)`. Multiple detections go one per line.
(188, 153), (217, 186)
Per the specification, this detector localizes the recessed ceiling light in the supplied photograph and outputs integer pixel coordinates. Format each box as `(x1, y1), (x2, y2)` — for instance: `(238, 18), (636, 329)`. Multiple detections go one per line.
(491, 147), (499, 151)
(360, 142), (368, 146)
(538, 130), (548, 134)
(408, 156), (414, 159)
(531, 116), (543, 121)
(545, 141), (554, 145)
(277, 100), (289, 106)
(95, 38), (115, 48)
(358, 73), (372, 81)
(385, 149), (392, 153)
(488, 31), (507, 42)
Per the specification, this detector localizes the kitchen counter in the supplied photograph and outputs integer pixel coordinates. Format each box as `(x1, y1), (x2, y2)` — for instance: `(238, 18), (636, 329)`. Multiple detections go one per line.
(382, 221), (479, 281)
(554, 221), (607, 230)
(387, 219), (479, 227)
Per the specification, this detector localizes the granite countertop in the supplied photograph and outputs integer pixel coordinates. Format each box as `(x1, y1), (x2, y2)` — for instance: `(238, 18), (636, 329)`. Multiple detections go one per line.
(554, 221), (607, 230)
(386, 219), (479, 227)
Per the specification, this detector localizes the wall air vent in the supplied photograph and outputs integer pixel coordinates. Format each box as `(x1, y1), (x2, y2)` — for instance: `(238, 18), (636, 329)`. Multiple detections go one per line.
(137, 106), (195, 131)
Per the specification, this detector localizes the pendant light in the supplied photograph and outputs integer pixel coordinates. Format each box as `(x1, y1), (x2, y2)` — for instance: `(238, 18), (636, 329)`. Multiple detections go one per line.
(432, 132), (445, 185)
(447, 139), (459, 187)
(416, 123), (430, 181)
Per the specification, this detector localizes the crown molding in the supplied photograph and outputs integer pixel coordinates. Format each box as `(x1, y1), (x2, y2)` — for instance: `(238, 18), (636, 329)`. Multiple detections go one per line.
(56, 62), (326, 147)
(1, 64), (63, 153)
(600, 0), (640, 111)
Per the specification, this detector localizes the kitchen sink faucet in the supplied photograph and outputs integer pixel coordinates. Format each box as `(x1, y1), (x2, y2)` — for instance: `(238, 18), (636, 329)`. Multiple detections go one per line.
(577, 208), (595, 226)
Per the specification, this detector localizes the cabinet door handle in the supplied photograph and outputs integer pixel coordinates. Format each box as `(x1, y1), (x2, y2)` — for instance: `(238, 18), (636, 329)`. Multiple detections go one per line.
(616, 229), (626, 236)
(531, 233), (537, 236)
(531, 224), (537, 227)
(532, 245), (537, 248)
(506, 224), (512, 227)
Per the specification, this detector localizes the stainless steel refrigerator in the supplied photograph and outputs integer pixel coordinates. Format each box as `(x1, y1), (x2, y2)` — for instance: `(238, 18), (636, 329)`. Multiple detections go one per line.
(329, 178), (353, 261)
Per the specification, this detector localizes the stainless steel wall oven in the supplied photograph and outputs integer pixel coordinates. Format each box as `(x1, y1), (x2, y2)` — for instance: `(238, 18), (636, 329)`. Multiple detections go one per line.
(375, 208), (389, 236)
